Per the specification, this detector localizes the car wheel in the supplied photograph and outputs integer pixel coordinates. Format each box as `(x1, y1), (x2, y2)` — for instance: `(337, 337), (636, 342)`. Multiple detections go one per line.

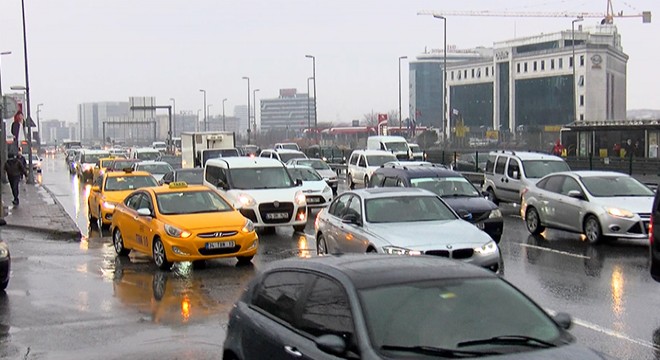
(525, 207), (545, 235)
(487, 188), (499, 205)
(367, 247), (377, 253)
(293, 224), (306, 232)
(317, 233), (328, 255)
(364, 176), (369, 188)
(236, 255), (254, 265)
(583, 215), (603, 244)
(153, 237), (173, 270)
(113, 228), (131, 256)
(347, 173), (354, 190)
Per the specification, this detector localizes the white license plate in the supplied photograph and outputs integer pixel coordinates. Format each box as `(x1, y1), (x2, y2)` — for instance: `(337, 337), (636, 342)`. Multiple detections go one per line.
(307, 198), (321, 203)
(266, 212), (288, 220)
(206, 241), (235, 250)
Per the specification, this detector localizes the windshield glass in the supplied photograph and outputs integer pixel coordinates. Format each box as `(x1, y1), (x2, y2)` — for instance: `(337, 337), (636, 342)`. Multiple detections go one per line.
(409, 144), (420, 152)
(288, 168), (322, 182)
(410, 177), (480, 197)
(521, 160), (570, 178)
(203, 149), (240, 164)
(82, 153), (110, 164)
(279, 144), (299, 150)
(109, 160), (137, 170)
(294, 159), (330, 170)
(359, 278), (562, 356)
(386, 141), (409, 152)
(176, 169), (203, 185)
(278, 152), (306, 163)
(365, 196), (456, 223)
(104, 176), (157, 191)
(138, 164), (173, 174)
(581, 176), (654, 197)
(136, 151), (160, 161)
(229, 167), (293, 189)
(156, 190), (232, 215)
(367, 155), (397, 167)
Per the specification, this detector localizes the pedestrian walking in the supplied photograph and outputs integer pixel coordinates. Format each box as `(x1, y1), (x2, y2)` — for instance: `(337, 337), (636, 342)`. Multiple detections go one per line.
(5, 153), (27, 205)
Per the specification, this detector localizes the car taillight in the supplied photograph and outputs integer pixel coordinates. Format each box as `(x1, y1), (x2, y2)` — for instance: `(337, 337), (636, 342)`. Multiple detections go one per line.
(650, 216), (655, 245)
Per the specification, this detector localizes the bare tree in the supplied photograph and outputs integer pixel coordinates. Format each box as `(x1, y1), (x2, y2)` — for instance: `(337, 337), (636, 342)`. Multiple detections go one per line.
(387, 109), (399, 127)
(363, 110), (377, 127)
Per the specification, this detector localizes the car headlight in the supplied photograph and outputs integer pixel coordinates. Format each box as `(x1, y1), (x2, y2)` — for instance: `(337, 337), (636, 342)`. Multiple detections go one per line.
(295, 191), (307, 206)
(0, 243), (8, 258)
(164, 224), (191, 238)
(606, 207), (634, 218)
(241, 219), (255, 233)
(323, 185), (332, 193)
(322, 157), (327, 161)
(474, 240), (498, 255)
(102, 201), (116, 210)
(236, 193), (256, 208)
(382, 246), (421, 256)
(488, 209), (502, 219)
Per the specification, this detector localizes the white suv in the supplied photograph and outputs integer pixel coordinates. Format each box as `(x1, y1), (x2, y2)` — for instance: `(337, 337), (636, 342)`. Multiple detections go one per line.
(482, 150), (570, 204)
(346, 150), (397, 189)
(259, 149), (307, 163)
(204, 157), (308, 232)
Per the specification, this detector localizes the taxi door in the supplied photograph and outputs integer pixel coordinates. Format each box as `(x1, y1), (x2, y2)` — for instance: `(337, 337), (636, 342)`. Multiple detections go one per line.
(119, 192), (146, 250)
(133, 193), (158, 254)
(88, 176), (104, 219)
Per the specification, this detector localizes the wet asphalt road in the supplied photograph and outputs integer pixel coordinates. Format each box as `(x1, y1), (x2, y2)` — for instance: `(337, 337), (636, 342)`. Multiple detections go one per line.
(6, 155), (659, 359)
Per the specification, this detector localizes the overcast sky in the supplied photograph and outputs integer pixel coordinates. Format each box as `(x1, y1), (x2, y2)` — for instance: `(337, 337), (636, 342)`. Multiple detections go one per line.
(0, 0), (658, 124)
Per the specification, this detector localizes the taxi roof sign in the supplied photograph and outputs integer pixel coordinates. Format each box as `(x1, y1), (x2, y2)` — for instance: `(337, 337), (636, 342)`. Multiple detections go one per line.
(169, 181), (188, 189)
(122, 167), (134, 173)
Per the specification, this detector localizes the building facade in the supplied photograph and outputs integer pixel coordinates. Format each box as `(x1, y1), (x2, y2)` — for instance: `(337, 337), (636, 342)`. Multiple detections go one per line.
(40, 120), (78, 144)
(77, 101), (129, 144)
(259, 89), (316, 134)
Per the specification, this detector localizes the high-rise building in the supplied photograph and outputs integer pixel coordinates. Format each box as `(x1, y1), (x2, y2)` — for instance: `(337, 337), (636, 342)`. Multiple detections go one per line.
(234, 105), (248, 135)
(260, 89), (316, 134)
(78, 101), (129, 143)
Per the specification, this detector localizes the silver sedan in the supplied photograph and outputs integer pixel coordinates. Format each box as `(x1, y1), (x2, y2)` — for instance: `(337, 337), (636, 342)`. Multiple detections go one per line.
(521, 171), (655, 243)
(314, 187), (502, 272)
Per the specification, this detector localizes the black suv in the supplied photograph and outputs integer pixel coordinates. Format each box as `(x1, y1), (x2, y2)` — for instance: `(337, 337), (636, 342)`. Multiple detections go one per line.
(651, 189), (660, 281)
(369, 164), (504, 243)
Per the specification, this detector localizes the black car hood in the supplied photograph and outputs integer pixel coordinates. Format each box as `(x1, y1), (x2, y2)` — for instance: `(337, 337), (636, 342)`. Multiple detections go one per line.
(442, 196), (498, 213)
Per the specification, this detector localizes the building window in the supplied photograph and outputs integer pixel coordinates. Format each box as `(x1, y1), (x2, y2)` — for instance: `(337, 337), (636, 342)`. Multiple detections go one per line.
(458, 71), (462, 80)
(541, 60), (545, 70)
(569, 56), (574, 68)
(550, 59), (555, 70)
(485, 67), (489, 77)
(580, 55), (585, 66)
(578, 75), (584, 87)
(524, 63), (528, 72)
(464, 69), (467, 78)
(451, 71), (454, 80)
(580, 95), (584, 106)
(471, 69), (475, 78)
(579, 114), (584, 120)
(558, 58), (563, 69)
(477, 68), (481, 78)
(533, 61), (537, 71)
(517, 63), (521, 73)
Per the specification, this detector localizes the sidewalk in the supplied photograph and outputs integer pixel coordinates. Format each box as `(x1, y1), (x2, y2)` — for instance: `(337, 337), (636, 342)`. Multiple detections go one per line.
(0, 181), (81, 240)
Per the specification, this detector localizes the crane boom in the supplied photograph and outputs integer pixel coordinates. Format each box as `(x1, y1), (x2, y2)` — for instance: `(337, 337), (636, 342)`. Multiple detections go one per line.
(416, 9), (647, 20)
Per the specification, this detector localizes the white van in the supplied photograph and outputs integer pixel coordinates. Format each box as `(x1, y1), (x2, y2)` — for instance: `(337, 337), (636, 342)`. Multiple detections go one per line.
(367, 136), (411, 161)
(152, 141), (167, 152)
(131, 148), (161, 161)
(204, 157), (308, 232)
(346, 150), (397, 189)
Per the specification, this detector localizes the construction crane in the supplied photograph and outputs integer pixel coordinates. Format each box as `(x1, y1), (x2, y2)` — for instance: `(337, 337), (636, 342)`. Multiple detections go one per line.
(418, 0), (651, 24)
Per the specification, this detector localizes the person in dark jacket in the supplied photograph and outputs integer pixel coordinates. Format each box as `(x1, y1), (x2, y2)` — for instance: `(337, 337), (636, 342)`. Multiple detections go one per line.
(5, 153), (27, 205)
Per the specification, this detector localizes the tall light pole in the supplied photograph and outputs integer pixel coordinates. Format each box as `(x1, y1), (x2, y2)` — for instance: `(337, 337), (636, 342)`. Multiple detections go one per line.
(431, 15), (448, 147)
(169, 98), (176, 139)
(305, 55), (317, 142)
(0, 51), (12, 188)
(207, 104), (213, 130)
(222, 98), (227, 132)
(307, 77), (313, 136)
(572, 16), (584, 122)
(199, 89), (207, 131)
(36, 103), (43, 153)
(196, 109), (201, 132)
(242, 77), (251, 144)
(252, 89), (260, 138)
(398, 56), (408, 130)
(20, 0), (35, 184)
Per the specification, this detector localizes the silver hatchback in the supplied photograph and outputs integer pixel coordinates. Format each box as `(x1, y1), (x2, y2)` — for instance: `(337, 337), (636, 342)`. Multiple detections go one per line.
(521, 171), (655, 243)
(314, 188), (501, 272)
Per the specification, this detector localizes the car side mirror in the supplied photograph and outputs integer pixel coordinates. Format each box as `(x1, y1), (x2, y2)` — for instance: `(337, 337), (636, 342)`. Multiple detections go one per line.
(315, 334), (347, 356)
(567, 190), (585, 200)
(91, 185), (101, 192)
(553, 312), (573, 330)
(456, 209), (473, 221)
(295, 179), (303, 187)
(342, 213), (361, 225)
(137, 208), (152, 217)
(217, 180), (229, 190)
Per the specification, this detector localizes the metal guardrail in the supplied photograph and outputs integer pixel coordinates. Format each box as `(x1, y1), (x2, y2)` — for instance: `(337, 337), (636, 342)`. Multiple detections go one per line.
(327, 163), (484, 187)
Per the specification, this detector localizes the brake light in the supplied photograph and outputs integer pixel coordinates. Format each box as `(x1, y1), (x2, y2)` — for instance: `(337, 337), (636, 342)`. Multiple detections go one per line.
(650, 216), (654, 245)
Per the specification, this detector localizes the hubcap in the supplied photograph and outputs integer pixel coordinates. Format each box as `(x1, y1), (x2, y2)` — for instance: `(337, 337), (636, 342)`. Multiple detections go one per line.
(317, 237), (327, 255)
(114, 231), (123, 253)
(527, 210), (537, 231)
(154, 241), (165, 266)
(586, 220), (599, 242)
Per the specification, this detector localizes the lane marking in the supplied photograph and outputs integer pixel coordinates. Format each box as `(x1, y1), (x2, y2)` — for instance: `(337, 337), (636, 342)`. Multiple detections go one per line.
(517, 243), (590, 259)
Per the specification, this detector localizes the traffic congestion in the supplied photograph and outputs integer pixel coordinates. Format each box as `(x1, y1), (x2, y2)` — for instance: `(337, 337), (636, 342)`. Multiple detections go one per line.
(43, 131), (660, 359)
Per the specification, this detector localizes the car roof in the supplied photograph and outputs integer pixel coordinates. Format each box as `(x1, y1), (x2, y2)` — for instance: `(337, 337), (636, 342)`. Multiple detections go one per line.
(150, 184), (211, 194)
(136, 161), (169, 165)
(348, 187), (435, 198)
(374, 166), (463, 179)
(81, 149), (110, 155)
(174, 168), (203, 173)
(206, 157), (284, 168)
(266, 254), (493, 289)
(269, 149), (304, 154)
(554, 170), (630, 178)
(105, 170), (153, 178)
(489, 150), (564, 161)
(133, 148), (160, 152)
(351, 149), (397, 156)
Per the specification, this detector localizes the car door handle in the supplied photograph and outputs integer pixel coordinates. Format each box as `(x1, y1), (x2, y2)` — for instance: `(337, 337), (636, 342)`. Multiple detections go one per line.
(284, 346), (303, 357)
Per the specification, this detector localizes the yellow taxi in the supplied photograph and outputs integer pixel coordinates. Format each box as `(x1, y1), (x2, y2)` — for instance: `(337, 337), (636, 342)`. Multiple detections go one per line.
(88, 169), (159, 228)
(110, 182), (258, 270)
(93, 156), (126, 182)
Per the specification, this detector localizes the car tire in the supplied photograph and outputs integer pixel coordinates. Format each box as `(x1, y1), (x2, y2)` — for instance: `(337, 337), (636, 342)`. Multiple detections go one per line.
(583, 215), (603, 244)
(317, 233), (329, 255)
(236, 255), (254, 265)
(487, 188), (499, 205)
(153, 237), (173, 270)
(113, 228), (131, 256)
(525, 207), (545, 235)
(347, 173), (354, 190)
(367, 247), (377, 254)
(97, 206), (104, 230)
(293, 224), (306, 232)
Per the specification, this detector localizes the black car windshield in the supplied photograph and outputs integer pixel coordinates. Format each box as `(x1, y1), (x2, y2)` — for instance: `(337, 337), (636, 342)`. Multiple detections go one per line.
(288, 168), (322, 182)
(367, 155), (398, 167)
(581, 176), (654, 197)
(410, 177), (480, 197)
(360, 278), (563, 357)
(278, 152), (306, 163)
(176, 169), (203, 185)
(229, 167), (293, 189)
(294, 159), (330, 170)
(156, 190), (232, 215)
(521, 160), (570, 179)
(365, 196), (456, 223)
(104, 176), (157, 191)
(136, 152), (160, 161)
(137, 164), (173, 174)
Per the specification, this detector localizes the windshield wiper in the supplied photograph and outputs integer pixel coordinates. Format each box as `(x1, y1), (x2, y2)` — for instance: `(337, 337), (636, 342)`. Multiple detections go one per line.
(382, 345), (497, 358)
(457, 335), (556, 349)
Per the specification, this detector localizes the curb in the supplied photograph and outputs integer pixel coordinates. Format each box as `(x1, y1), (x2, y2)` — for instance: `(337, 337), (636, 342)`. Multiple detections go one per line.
(2, 224), (81, 240)
(37, 183), (82, 239)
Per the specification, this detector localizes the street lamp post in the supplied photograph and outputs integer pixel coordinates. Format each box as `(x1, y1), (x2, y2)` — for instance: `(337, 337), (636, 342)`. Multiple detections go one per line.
(0, 51), (12, 188)
(242, 77), (251, 144)
(20, 0), (35, 184)
(36, 103), (42, 154)
(431, 15), (448, 148)
(196, 109), (201, 132)
(398, 56), (407, 130)
(305, 55), (317, 142)
(307, 77), (313, 137)
(207, 104), (213, 130)
(252, 89), (260, 139)
(222, 98), (227, 132)
(199, 89), (207, 131)
(572, 17), (584, 122)
(169, 98), (176, 139)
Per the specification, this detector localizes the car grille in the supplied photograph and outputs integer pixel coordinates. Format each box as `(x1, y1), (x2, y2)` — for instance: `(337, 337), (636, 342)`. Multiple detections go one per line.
(305, 195), (325, 205)
(425, 248), (474, 259)
(198, 231), (238, 239)
(198, 245), (241, 256)
(628, 223), (644, 234)
(259, 202), (294, 224)
(239, 209), (258, 223)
